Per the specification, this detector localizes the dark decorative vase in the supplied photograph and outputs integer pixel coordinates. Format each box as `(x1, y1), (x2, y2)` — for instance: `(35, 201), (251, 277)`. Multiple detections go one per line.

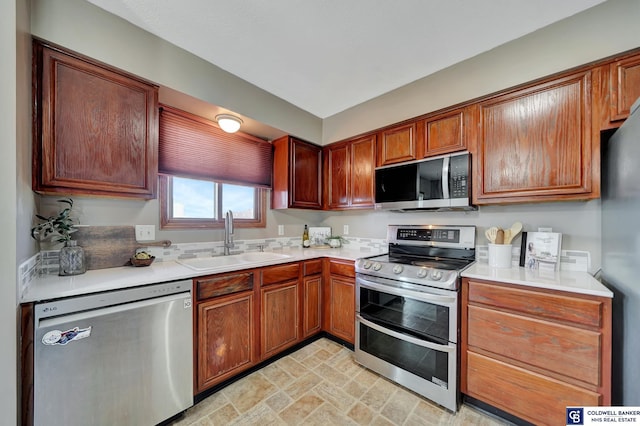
(59, 240), (86, 276)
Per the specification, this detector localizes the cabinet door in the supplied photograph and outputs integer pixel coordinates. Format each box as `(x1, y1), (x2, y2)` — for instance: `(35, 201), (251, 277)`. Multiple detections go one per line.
(302, 275), (322, 338)
(420, 109), (466, 157)
(475, 71), (595, 204)
(33, 40), (158, 199)
(377, 122), (417, 166)
(261, 280), (299, 359)
(272, 136), (322, 209)
(610, 54), (640, 122)
(349, 135), (376, 208)
(196, 291), (255, 393)
(326, 275), (355, 344)
(291, 138), (322, 208)
(325, 142), (350, 209)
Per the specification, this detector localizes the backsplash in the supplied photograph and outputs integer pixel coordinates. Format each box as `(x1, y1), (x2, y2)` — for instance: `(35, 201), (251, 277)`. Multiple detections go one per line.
(18, 237), (590, 300)
(23, 236), (388, 277)
(143, 236), (388, 262)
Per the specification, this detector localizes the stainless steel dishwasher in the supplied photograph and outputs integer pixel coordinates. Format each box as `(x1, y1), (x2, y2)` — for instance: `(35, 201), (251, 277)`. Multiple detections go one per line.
(34, 280), (193, 426)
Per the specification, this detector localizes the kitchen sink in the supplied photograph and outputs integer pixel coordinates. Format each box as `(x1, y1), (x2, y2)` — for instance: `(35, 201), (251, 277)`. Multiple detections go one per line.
(177, 252), (292, 271)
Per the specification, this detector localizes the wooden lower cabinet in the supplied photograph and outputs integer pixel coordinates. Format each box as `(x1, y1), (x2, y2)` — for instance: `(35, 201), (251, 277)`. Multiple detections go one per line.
(260, 263), (301, 360)
(261, 280), (299, 359)
(323, 259), (356, 344)
(302, 260), (323, 338)
(461, 278), (611, 426)
(195, 289), (257, 393)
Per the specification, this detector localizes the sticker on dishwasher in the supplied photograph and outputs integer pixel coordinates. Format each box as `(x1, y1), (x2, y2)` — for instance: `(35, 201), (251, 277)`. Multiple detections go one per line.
(42, 326), (92, 346)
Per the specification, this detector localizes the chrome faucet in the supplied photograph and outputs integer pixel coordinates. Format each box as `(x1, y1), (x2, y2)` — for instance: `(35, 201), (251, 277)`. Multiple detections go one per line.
(223, 210), (234, 255)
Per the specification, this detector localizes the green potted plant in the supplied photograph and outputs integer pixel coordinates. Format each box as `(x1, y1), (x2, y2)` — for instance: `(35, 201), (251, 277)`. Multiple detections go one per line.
(326, 235), (348, 248)
(31, 198), (86, 276)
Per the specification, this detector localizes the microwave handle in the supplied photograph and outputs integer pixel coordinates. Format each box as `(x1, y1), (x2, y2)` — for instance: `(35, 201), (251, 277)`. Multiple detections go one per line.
(442, 156), (450, 199)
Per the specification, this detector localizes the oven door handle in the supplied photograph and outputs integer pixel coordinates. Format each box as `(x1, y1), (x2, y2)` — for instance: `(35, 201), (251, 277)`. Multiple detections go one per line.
(357, 277), (457, 305)
(356, 315), (455, 353)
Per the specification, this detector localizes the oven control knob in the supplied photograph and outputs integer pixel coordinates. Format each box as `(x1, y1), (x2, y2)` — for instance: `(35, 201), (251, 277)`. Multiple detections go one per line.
(372, 263), (382, 271)
(430, 270), (443, 281)
(362, 260), (372, 269)
(392, 265), (404, 274)
(416, 268), (428, 278)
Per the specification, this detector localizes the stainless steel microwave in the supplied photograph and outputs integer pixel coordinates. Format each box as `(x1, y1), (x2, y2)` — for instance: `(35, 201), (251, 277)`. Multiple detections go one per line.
(374, 152), (474, 211)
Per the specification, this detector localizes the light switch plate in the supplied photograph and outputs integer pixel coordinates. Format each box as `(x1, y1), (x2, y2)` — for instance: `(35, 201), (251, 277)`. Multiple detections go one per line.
(278, 225), (284, 236)
(343, 225), (349, 235)
(135, 225), (155, 241)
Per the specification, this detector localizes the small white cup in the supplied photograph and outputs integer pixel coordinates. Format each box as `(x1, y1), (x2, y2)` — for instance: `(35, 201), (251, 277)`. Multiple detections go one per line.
(488, 244), (513, 268)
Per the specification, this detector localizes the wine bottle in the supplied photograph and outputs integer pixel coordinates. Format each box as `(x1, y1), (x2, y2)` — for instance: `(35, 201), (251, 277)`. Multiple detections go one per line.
(302, 224), (310, 248)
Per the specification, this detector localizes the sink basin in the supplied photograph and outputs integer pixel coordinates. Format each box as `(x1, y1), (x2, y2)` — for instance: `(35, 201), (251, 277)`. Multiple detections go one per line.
(177, 252), (291, 271)
(237, 252), (291, 262)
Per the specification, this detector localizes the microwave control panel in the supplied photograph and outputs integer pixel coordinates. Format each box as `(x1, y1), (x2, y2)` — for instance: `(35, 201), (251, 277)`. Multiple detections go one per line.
(449, 155), (469, 198)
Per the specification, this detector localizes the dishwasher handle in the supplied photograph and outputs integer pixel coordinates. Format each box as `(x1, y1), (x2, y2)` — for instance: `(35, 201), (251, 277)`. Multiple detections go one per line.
(37, 291), (191, 330)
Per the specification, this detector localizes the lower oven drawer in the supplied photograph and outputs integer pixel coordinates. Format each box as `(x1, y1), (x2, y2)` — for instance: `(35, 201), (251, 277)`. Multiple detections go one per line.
(355, 315), (458, 411)
(465, 351), (601, 426)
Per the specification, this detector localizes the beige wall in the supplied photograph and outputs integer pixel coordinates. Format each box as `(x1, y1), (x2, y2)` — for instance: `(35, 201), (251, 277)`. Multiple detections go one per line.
(323, 0), (640, 144)
(4, 0), (22, 422)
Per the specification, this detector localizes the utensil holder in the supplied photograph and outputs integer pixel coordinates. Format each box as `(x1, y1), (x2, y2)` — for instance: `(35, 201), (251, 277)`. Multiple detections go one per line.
(488, 244), (512, 268)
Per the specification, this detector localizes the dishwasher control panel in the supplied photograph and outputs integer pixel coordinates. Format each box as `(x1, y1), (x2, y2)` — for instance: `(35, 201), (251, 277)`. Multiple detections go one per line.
(35, 279), (192, 321)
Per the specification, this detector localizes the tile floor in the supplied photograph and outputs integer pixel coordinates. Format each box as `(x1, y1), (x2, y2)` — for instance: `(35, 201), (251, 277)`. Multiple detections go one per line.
(170, 338), (508, 426)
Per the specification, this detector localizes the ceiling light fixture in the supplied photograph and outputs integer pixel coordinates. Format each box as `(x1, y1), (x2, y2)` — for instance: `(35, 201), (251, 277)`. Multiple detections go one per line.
(215, 114), (243, 133)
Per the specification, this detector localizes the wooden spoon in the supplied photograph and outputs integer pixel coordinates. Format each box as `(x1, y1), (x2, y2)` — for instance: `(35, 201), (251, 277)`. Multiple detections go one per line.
(495, 229), (504, 244)
(485, 226), (498, 244)
(504, 222), (523, 244)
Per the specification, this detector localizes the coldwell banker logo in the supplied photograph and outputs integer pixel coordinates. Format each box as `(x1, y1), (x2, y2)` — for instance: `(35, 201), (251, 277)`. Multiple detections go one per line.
(567, 407), (584, 425)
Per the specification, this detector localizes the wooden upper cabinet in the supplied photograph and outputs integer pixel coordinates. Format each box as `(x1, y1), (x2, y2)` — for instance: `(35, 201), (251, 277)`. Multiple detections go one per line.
(418, 108), (467, 157)
(272, 136), (322, 209)
(324, 134), (375, 210)
(376, 122), (417, 166)
(325, 142), (349, 209)
(610, 53), (640, 122)
(32, 39), (159, 199)
(474, 70), (597, 204)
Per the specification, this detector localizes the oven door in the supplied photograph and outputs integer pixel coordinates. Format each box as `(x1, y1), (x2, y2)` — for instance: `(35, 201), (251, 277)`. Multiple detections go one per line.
(355, 274), (458, 344)
(355, 315), (458, 411)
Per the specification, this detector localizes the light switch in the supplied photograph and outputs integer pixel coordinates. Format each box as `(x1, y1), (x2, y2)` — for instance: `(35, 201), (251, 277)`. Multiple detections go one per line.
(343, 225), (349, 235)
(278, 225), (284, 236)
(135, 225), (155, 241)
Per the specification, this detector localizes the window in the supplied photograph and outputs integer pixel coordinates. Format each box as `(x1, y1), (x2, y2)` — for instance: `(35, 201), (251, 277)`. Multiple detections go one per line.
(157, 105), (272, 230)
(160, 175), (266, 229)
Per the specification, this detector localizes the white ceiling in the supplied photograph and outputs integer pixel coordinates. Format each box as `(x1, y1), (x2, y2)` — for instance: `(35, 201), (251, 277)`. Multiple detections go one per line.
(86, 0), (604, 119)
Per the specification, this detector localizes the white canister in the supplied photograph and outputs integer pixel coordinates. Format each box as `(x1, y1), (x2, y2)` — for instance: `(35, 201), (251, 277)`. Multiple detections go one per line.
(488, 244), (513, 268)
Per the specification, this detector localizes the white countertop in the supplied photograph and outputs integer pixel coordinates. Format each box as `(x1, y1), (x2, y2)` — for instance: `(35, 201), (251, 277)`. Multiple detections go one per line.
(21, 247), (384, 303)
(461, 262), (613, 298)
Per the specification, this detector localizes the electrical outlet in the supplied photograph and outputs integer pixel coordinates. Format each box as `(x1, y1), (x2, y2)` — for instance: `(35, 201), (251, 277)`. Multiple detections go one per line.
(343, 225), (349, 235)
(278, 225), (284, 236)
(135, 225), (155, 241)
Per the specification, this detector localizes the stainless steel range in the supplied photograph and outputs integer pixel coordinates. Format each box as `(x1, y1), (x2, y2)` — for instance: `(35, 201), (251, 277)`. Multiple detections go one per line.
(354, 224), (476, 412)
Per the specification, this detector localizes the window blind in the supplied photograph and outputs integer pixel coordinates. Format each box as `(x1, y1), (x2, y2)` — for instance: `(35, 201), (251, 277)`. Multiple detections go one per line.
(159, 105), (273, 188)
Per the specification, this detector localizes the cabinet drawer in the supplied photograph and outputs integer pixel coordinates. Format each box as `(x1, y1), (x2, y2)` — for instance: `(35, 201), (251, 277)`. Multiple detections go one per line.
(196, 272), (254, 300)
(329, 259), (355, 278)
(467, 280), (602, 328)
(262, 263), (300, 286)
(303, 259), (322, 276)
(466, 352), (601, 426)
(468, 305), (601, 386)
